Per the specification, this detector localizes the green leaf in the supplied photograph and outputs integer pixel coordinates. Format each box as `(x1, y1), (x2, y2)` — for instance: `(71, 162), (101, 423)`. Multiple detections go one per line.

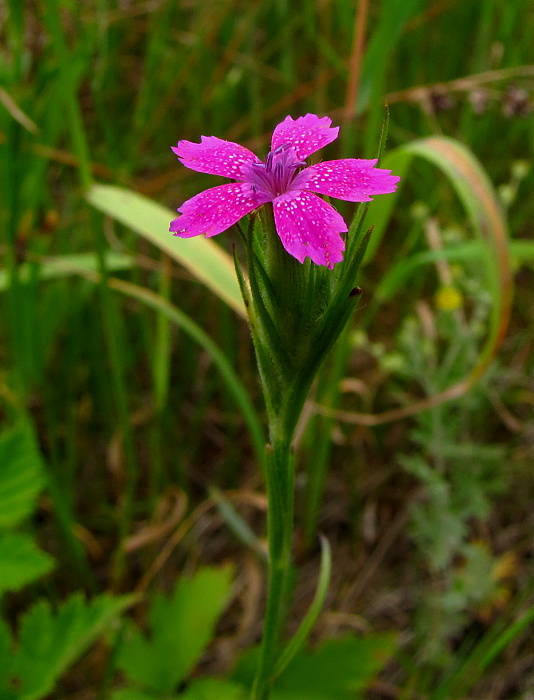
(118, 565), (234, 694)
(234, 633), (396, 700)
(181, 678), (247, 700)
(0, 618), (15, 699)
(0, 532), (55, 594)
(401, 136), (511, 319)
(278, 634), (396, 700)
(111, 678), (247, 700)
(1, 593), (135, 700)
(402, 137), (512, 388)
(360, 135), (513, 412)
(111, 690), (171, 700)
(86, 184), (246, 318)
(0, 423), (45, 529)
(273, 635), (395, 700)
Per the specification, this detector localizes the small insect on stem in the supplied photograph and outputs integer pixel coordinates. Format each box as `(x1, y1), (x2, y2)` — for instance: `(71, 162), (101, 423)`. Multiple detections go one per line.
(349, 286), (363, 297)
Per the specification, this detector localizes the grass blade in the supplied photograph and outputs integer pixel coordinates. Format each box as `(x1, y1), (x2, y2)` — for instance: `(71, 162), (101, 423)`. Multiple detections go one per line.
(87, 184), (246, 318)
(272, 535), (332, 680)
(104, 277), (265, 473)
(317, 136), (514, 426)
(402, 136), (513, 380)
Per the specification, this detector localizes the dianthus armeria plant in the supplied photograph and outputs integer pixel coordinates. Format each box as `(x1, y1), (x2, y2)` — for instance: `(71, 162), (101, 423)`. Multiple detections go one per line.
(170, 114), (399, 699)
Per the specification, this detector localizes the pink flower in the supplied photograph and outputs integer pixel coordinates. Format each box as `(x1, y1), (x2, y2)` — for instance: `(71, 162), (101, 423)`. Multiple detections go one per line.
(170, 114), (400, 269)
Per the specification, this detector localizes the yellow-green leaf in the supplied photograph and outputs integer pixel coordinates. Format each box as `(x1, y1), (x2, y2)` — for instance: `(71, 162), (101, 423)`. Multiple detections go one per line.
(86, 184), (246, 318)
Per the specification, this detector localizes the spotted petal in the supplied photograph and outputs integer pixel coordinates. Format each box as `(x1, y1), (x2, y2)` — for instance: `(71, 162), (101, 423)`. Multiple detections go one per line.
(271, 114), (339, 161)
(172, 136), (260, 180)
(294, 159), (401, 202)
(273, 191), (346, 269)
(170, 183), (269, 238)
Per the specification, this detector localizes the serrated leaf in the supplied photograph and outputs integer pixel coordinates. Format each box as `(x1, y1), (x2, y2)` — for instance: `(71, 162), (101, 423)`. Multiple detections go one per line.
(118, 565), (234, 694)
(0, 532), (55, 594)
(275, 634), (396, 699)
(3, 593), (135, 700)
(0, 424), (45, 529)
(234, 633), (396, 700)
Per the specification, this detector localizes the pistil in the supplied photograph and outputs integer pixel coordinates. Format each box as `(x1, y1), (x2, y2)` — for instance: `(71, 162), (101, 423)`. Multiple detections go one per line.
(247, 143), (305, 198)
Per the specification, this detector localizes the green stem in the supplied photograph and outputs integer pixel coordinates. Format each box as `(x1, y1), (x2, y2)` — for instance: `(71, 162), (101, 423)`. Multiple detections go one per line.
(252, 432), (295, 700)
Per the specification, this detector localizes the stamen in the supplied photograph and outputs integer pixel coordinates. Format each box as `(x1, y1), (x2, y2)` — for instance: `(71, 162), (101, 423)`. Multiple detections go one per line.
(244, 143), (305, 198)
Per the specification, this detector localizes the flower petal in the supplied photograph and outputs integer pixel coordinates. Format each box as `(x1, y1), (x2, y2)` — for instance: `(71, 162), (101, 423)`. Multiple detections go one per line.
(273, 191), (346, 269)
(271, 114), (339, 161)
(170, 183), (269, 238)
(294, 159), (401, 202)
(172, 136), (259, 179)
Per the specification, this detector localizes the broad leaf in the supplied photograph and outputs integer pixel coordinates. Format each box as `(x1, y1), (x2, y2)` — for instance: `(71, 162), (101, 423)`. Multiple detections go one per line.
(112, 678), (246, 700)
(0, 532), (54, 594)
(1, 593), (135, 700)
(111, 690), (170, 700)
(234, 633), (396, 700)
(118, 565), (234, 694)
(0, 619), (14, 699)
(181, 678), (247, 700)
(0, 424), (45, 529)
(274, 634), (396, 699)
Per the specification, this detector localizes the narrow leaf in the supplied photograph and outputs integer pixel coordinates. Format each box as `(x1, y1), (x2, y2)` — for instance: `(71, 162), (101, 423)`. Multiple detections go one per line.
(361, 149), (412, 264)
(102, 277), (266, 472)
(0, 252), (133, 292)
(273, 535), (332, 680)
(400, 136), (513, 383)
(86, 184), (246, 318)
(210, 487), (267, 562)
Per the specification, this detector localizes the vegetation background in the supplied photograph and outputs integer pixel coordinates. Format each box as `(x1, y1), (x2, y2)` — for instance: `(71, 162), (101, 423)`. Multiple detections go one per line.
(1, 0), (533, 698)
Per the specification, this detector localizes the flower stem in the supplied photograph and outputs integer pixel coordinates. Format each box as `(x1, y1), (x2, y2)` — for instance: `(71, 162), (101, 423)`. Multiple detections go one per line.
(252, 430), (295, 700)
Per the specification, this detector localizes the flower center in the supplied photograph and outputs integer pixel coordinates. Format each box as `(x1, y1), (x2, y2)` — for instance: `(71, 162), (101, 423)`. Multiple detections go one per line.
(246, 143), (305, 198)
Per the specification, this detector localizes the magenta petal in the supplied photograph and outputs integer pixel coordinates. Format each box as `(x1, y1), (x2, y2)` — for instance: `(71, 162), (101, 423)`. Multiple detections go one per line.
(172, 136), (260, 179)
(273, 191), (347, 269)
(294, 159), (401, 202)
(271, 114), (339, 161)
(170, 184), (269, 238)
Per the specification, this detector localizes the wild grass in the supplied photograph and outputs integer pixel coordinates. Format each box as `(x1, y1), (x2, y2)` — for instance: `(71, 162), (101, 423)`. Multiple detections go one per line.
(1, 0), (533, 697)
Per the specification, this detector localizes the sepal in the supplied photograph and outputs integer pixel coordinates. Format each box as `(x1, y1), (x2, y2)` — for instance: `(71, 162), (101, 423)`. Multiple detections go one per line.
(236, 206), (370, 439)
